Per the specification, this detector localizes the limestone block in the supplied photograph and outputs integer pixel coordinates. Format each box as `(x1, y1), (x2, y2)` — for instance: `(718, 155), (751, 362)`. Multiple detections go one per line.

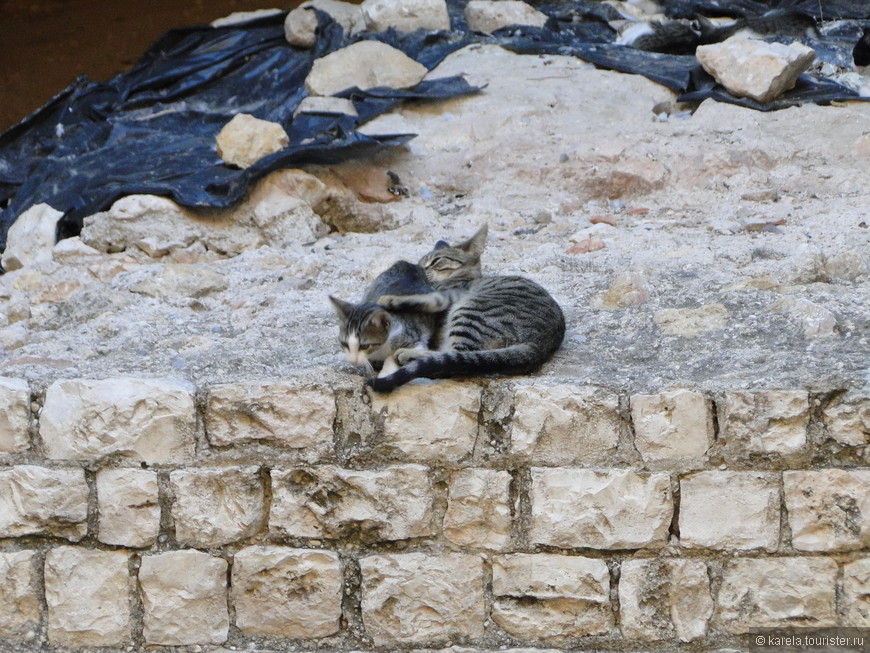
(270, 464), (434, 542)
(653, 303), (728, 336)
(784, 469), (870, 551)
(360, 553), (485, 645)
(630, 390), (713, 463)
(619, 558), (713, 642)
(369, 381), (479, 462)
(680, 471), (779, 550)
(40, 377), (196, 463)
(717, 558), (837, 632)
(294, 96), (359, 117)
(443, 468), (512, 550)
(285, 0), (364, 48)
(232, 546), (342, 638)
(719, 390), (809, 457)
(464, 0), (547, 34)
(205, 381), (335, 461)
(696, 36), (816, 104)
(216, 113), (289, 169)
(170, 466), (265, 547)
(0, 376), (30, 454)
(510, 385), (621, 464)
(529, 468), (672, 549)
(361, 0), (450, 33)
(44, 547), (131, 647)
(140, 550), (229, 646)
(305, 41), (428, 97)
(97, 468), (160, 548)
(843, 558), (870, 627)
(0, 550), (40, 638)
(822, 391), (870, 447)
(0, 466), (88, 541)
(492, 554), (612, 639)
(1, 203), (63, 271)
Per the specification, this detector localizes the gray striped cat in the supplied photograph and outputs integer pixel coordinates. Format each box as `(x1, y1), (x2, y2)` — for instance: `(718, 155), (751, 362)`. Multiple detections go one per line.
(367, 224), (565, 392)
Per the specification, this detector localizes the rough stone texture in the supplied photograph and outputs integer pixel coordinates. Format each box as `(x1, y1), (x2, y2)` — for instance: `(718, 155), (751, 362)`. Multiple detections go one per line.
(294, 95), (359, 117)
(369, 381), (479, 462)
(96, 468), (160, 548)
(843, 558), (870, 627)
(205, 381), (335, 460)
(510, 384), (621, 464)
(361, 0), (450, 33)
(0, 550), (40, 638)
(770, 296), (838, 338)
(717, 557), (838, 632)
(529, 468), (672, 549)
(784, 469), (870, 551)
(719, 390), (809, 458)
(464, 0), (547, 34)
(619, 558), (713, 642)
(285, 0), (364, 48)
(823, 391), (870, 447)
(305, 40), (428, 96)
(696, 36), (816, 104)
(44, 547), (131, 647)
(216, 113), (289, 169)
(491, 554), (612, 640)
(0, 466), (88, 541)
(40, 377), (196, 463)
(270, 464), (434, 542)
(443, 468), (512, 550)
(630, 390), (713, 464)
(653, 303), (729, 336)
(139, 550), (229, 646)
(232, 546), (342, 638)
(170, 466), (265, 548)
(360, 553), (485, 646)
(1, 203), (62, 271)
(0, 376), (30, 454)
(590, 269), (650, 309)
(680, 471), (779, 550)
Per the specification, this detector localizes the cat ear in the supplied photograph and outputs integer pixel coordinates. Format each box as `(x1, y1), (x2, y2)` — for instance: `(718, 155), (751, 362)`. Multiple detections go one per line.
(328, 295), (354, 319)
(460, 224), (488, 256)
(370, 309), (391, 331)
(434, 240), (450, 250)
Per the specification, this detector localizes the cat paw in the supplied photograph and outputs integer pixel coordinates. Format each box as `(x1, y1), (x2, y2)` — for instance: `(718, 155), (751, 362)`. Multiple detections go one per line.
(377, 294), (402, 308)
(395, 348), (427, 366)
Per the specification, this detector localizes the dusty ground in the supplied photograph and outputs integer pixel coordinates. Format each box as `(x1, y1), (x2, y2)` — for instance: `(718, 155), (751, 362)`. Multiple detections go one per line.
(1, 43), (868, 395)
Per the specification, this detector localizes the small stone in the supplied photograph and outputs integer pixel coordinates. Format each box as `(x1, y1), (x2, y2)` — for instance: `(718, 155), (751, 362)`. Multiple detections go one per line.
(51, 236), (101, 261)
(591, 270), (650, 309)
(630, 390), (714, 464)
(824, 248), (868, 282)
(464, 0), (547, 34)
(284, 0), (365, 48)
(696, 36), (816, 104)
(443, 468), (512, 550)
(719, 390), (809, 458)
(216, 113), (289, 169)
(129, 263), (228, 299)
(0, 377), (30, 454)
(361, 0), (450, 33)
(1, 203), (63, 271)
(843, 559), (870, 627)
(0, 323), (29, 350)
(0, 466), (89, 541)
(305, 40), (428, 97)
(0, 550), (40, 638)
(97, 468), (160, 548)
(771, 296), (837, 338)
(140, 550), (229, 646)
(567, 238), (605, 254)
(740, 187), (779, 202)
(589, 215), (617, 226)
(654, 303), (728, 336)
(294, 96), (358, 117)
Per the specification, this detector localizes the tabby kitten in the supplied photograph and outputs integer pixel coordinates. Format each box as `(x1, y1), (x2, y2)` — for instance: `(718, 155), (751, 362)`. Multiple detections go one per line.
(367, 224), (565, 392)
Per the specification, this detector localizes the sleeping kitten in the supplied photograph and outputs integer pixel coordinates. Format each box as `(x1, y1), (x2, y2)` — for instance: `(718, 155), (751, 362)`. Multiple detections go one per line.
(367, 224), (565, 392)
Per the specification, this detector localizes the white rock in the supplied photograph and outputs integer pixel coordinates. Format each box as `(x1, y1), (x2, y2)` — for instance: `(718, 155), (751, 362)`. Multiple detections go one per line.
(205, 381), (335, 461)
(51, 236), (101, 261)
(510, 384), (621, 464)
(784, 469), (870, 551)
(824, 248), (869, 282)
(285, 0), (364, 48)
(0, 376), (30, 454)
(97, 468), (160, 548)
(216, 113), (289, 169)
(717, 558), (837, 632)
(360, 553), (485, 645)
(305, 40), (428, 97)
(129, 263), (228, 299)
(843, 559), (870, 627)
(170, 466), (265, 548)
(0, 550), (40, 638)
(719, 390), (808, 458)
(529, 468), (672, 549)
(1, 203), (63, 271)
(771, 296), (838, 338)
(822, 391), (870, 447)
(590, 269), (650, 309)
(492, 554), (612, 639)
(653, 303), (728, 336)
(443, 468), (512, 550)
(361, 0), (450, 33)
(44, 547), (131, 647)
(232, 546), (342, 637)
(464, 0), (547, 34)
(40, 378), (196, 464)
(696, 36), (816, 104)
(680, 471), (779, 550)
(294, 95), (359, 117)
(0, 466), (88, 541)
(270, 464), (435, 541)
(139, 550), (229, 646)
(630, 390), (713, 464)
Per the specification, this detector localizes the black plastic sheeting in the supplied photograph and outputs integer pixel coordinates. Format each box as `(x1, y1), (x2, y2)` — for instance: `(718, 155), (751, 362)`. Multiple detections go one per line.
(2, 0), (870, 258)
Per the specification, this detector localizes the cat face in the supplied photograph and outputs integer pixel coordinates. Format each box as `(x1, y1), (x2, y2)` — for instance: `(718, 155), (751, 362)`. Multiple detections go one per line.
(329, 296), (393, 370)
(419, 224), (487, 284)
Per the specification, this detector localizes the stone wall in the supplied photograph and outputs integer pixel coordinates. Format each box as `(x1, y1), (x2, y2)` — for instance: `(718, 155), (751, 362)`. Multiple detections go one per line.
(0, 376), (868, 651)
